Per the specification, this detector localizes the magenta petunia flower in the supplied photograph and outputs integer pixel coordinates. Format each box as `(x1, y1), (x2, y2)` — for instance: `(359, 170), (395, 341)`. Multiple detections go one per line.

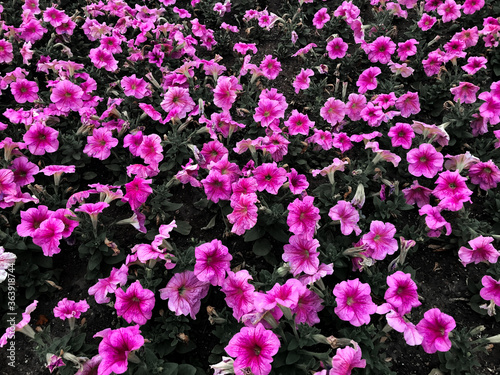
(368, 36), (396, 64)
(161, 86), (195, 121)
(396, 91), (420, 118)
(437, 0), (461, 23)
(137, 133), (163, 166)
(83, 128), (119, 161)
(330, 345), (367, 375)
(159, 270), (209, 319)
(397, 39), (419, 61)
(41, 164), (75, 186)
(458, 236), (499, 266)
(53, 298), (89, 320)
(468, 160), (500, 190)
(287, 196), (320, 239)
(402, 180), (433, 208)
(462, 0), (484, 14)
(450, 82), (480, 104)
(286, 168), (309, 195)
(225, 323), (280, 375)
(356, 67), (381, 94)
(50, 80), (84, 112)
(384, 271), (421, 315)
(121, 74), (150, 99)
(259, 55), (282, 80)
(89, 47), (118, 72)
(433, 170), (472, 201)
(418, 204), (452, 237)
(201, 169), (232, 203)
(88, 265), (129, 304)
(194, 239), (232, 286)
(227, 193), (258, 236)
(388, 122), (415, 149)
(312, 7), (330, 29)
(32, 217), (65, 256)
(222, 270), (256, 321)
(478, 91), (500, 125)
(10, 156), (39, 186)
(329, 200), (361, 236)
(23, 123), (59, 155)
(95, 325), (144, 375)
(253, 98), (284, 128)
(320, 97), (346, 126)
(292, 284), (324, 326)
(213, 75), (242, 112)
(10, 79), (38, 103)
(362, 221), (398, 260)
(283, 234), (320, 276)
(115, 281), (155, 325)
(345, 93), (367, 121)
(0, 39), (14, 63)
(333, 278), (378, 326)
(253, 162), (287, 195)
(480, 275), (500, 306)
(123, 177), (153, 211)
(416, 308), (455, 353)
(326, 37), (348, 60)
(17, 205), (52, 237)
(406, 143), (444, 178)
(462, 56), (487, 75)
(293, 68), (314, 94)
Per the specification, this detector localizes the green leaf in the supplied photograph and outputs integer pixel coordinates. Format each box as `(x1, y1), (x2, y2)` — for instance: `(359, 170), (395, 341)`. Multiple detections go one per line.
(253, 238), (272, 256)
(83, 172), (97, 180)
(105, 164), (122, 171)
(174, 220), (192, 235)
(88, 252), (103, 271)
(244, 225), (265, 242)
(177, 364), (197, 375)
(201, 215), (217, 230)
(26, 285), (36, 299)
(69, 333), (86, 352)
(162, 363), (178, 375)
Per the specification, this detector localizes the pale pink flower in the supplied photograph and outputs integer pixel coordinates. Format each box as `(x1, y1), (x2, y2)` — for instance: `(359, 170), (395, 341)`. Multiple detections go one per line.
(450, 82), (480, 103)
(0, 40), (14, 63)
(320, 98), (346, 126)
(396, 92), (420, 117)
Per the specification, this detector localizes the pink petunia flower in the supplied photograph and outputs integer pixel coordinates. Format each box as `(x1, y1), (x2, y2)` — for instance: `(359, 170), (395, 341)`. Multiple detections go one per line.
(397, 39), (419, 61)
(388, 122), (415, 149)
(89, 47), (118, 72)
(361, 221), (398, 260)
(253, 98), (284, 128)
(330, 345), (367, 375)
(88, 265), (129, 304)
(326, 37), (348, 60)
(406, 143), (444, 178)
(23, 123), (59, 155)
(480, 275), (500, 307)
(384, 271), (421, 315)
(159, 270), (210, 319)
(121, 74), (150, 99)
(333, 278), (378, 326)
(462, 0), (484, 14)
(95, 325), (144, 375)
(227, 193), (258, 236)
(356, 67), (381, 94)
(10, 79), (38, 103)
(213, 75), (242, 112)
(10, 156), (39, 186)
(293, 68), (314, 94)
(259, 55), (282, 80)
(0, 40), (14, 63)
(478, 91), (500, 125)
(194, 239), (232, 286)
(287, 196), (320, 239)
(286, 168), (309, 195)
(416, 308), (455, 353)
(53, 298), (89, 329)
(32, 218), (65, 256)
(253, 162), (287, 195)
(161, 86), (195, 121)
(83, 128), (119, 160)
(222, 270), (256, 321)
(462, 56), (487, 75)
(283, 234), (320, 276)
(320, 97), (346, 126)
(422, 50), (444, 76)
(123, 177), (152, 211)
(468, 160), (500, 190)
(201, 169), (232, 203)
(396, 91), (420, 117)
(284, 110), (315, 136)
(312, 8), (330, 29)
(0, 246), (16, 284)
(437, 0), (461, 23)
(115, 281), (155, 325)
(458, 236), (499, 266)
(292, 284), (324, 327)
(50, 80), (84, 112)
(345, 93), (367, 121)
(450, 82), (480, 103)
(402, 180), (433, 208)
(418, 204), (452, 237)
(0, 300), (38, 347)
(329, 200), (361, 236)
(225, 323), (280, 375)
(41, 165), (75, 186)
(368, 36), (396, 64)
(433, 170), (472, 201)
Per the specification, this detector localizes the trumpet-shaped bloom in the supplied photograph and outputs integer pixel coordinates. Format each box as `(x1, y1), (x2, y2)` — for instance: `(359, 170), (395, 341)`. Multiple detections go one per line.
(463, 0), (484, 14)
(462, 56), (487, 75)
(115, 281), (155, 325)
(50, 80), (84, 112)
(32, 218), (65, 256)
(0, 40), (14, 63)
(201, 170), (232, 203)
(468, 160), (500, 190)
(227, 193), (258, 235)
(222, 270), (256, 321)
(11, 79), (38, 103)
(406, 143), (443, 178)
(330, 345), (367, 375)
(437, 0), (461, 23)
(88, 265), (129, 304)
(284, 110), (314, 136)
(23, 123), (59, 155)
(458, 236), (499, 266)
(356, 67), (381, 94)
(328, 200), (361, 236)
(312, 8), (330, 29)
(161, 86), (195, 120)
(259, 55), (281, 80)
(159, 270), (209, 319)
(293, 68), (314, 94)
(402, 180), (433, 208)
(320, 98), (346, 126)
(388, 122), (415, 149)
(416, 308), (455, 353)
(283, 234), (320, 276)
(123, 177), (152, 211)
(385, 272), (421, 315)
(95, 325), (144, 375)
(84, 128), (118, 160)
(225, 323), (280, 375)
(213, 75), (242, 112)
(368, 36), (396, 64)
(397, 39), (419, 61)
(396, 92), (420, 117)
(433, 170), (472, 200)
(194, 239), (232, 286)
(137, 134), (163, 166)
(326, 37), (348, 60)
(53, 298), (89, 320)
(362, 221), (398, 260)
(333, 278), (377, 326)
(450, 82), (480, 104)
(480, 275), (500, 306)
(287, 196), (320, 239)
(10, 156), (39, 186)
(253, 162), (287, 195)
(418, 204), (452, 237)
(121, 74), (150, 99)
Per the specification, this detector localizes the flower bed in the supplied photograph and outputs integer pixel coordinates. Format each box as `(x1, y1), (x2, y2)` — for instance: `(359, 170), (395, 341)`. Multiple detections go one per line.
(1, 0), (500, 374)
